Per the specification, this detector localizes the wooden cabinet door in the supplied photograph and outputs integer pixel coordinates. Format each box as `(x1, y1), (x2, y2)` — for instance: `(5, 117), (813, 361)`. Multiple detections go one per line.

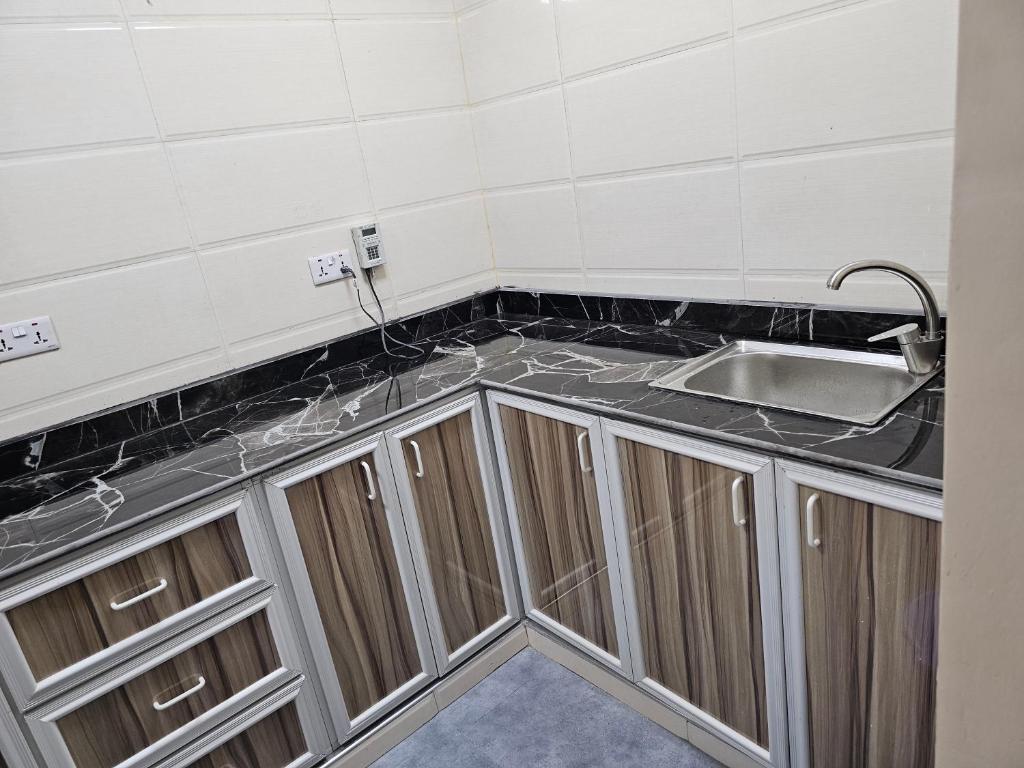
(603, 421), (788, 766)
(488, 393), (631, 674)
(778, 463), (941, 768)
(264, 437), (436, 742)
(387, 396), (517, 672)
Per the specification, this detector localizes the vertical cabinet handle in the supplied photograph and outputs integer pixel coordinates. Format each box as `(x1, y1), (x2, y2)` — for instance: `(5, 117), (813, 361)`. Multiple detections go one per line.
(806, 493), (822, 548)
(153, 675), (206, 711)
(110, 577), (168, 611)
(576, 432), (592, 473)
(359, 460), (377, 501)
(730, 476), (747, 527)
(409, 440), (425, 478)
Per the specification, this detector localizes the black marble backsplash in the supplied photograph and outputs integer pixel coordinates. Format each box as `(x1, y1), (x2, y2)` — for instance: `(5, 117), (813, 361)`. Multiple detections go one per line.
(0, 288), (939, 488)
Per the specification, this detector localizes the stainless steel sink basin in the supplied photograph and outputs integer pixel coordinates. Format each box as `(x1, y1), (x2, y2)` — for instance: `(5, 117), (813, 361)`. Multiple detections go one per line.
(650, 340), (942, 426)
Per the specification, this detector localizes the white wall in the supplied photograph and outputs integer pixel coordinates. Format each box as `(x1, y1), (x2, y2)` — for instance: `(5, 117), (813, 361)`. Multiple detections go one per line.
(459, 0), (958, 307)
(0, 0), (493, 441)
(0, 0), (960, 442)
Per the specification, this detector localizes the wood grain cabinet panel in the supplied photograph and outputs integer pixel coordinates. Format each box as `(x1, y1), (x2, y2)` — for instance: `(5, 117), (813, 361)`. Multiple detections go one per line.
(496, 405), (619, 657)
(190, 702), (306, 768)
(399, 410), (506, 655)
(7, 516), (252, 682)
(798, 486), (940, 768)
(56, 611), (280, 768)
(284, 455), (422, 719)
(617, 439), (768, 748)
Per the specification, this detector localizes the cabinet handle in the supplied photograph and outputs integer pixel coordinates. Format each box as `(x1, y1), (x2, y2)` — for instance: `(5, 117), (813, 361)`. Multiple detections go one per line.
(360, 460), (377, 501)
(409, 440), (425, 478)
(576, 432), (592, 473)
(110, 577), (168, 611)
(806, 493), (822, 548)
(153, 675), (205, 711)
(730, 476), (747, 527)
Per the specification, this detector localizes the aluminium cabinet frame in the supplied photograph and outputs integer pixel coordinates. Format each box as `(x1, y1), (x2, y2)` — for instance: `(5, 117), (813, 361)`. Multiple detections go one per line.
(485, 391), (635, 678)
(774, 460), (943, 768)
(384, 393), (521, 675)
(261, 434), (438, 744)
(601, 419), (789, 768)
(0, 492), (277, 713)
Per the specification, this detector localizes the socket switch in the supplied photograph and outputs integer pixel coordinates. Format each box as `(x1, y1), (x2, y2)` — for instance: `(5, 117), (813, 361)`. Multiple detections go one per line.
(309, 250), (355, 286)
(0, 316), (60, 363)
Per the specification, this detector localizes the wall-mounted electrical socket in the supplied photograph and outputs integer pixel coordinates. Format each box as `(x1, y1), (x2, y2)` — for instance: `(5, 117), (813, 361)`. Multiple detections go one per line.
(308, 249), (355, 286)
(0, 316), (60, 363)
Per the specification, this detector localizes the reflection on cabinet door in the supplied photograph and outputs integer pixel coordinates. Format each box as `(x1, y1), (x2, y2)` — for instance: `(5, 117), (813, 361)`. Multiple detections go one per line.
(777, 461), (942, 768)
(602, 420), (788, 768)
(263, 436), (436, 742)
(487, 392), (632, 675)
(387, 395), (519, 673)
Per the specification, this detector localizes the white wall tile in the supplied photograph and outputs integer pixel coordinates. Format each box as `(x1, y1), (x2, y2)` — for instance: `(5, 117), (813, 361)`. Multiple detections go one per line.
(555, 0), (730, 77)
(745, 274), (948, 311)
(733, 0), (838, 29)
(486, 186), (582, 271)
(0, 1), (119, 19)
(586, 271), (744, 301)
(331, 0), (451, 15)
(336, 19), (466, 115)
(473, 89), (571, 189)
(199, 224), (388, 346)
(0, 147), (191, 285)
(0, 25), (156, 154)
(381, 197), (493, 302)
(741, 141), (954, 274)
(134, 21), (350, 136)
(360, 111), (479, 208)
(565, 44), (735, 177)
(577, 166), (741, 271)
(0, 257), (225, 426)
(124, 0), (328, 15)
(735, 0), (959, 156)
(459, 0), (560, 102)
(171, 125), (371, 244)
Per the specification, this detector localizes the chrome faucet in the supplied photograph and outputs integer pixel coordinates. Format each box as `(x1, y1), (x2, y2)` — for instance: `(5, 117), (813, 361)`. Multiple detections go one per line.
(826, 260), (944, 374)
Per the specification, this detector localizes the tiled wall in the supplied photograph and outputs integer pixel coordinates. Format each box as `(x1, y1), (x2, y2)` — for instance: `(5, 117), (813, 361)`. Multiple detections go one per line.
(458, 0), (958, 306)
(0, 0), (492, 440)
(0, 0), (960, 442)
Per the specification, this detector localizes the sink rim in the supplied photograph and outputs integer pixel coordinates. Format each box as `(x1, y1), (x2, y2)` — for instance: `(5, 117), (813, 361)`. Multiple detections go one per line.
(649, 339), (943, 427)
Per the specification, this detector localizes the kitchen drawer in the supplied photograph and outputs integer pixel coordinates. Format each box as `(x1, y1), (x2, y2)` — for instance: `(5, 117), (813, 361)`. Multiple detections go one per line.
(0, 495), (273, 709)
(27, 591), (323, 768)
(190, 702), (308, 768)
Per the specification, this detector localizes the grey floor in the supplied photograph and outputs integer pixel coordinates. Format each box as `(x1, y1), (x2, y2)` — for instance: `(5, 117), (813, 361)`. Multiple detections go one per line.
(369, 649), (723, 768)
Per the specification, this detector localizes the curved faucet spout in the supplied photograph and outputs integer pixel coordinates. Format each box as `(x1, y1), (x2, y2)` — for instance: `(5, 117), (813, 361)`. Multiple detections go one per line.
(826, 259), (942, 340)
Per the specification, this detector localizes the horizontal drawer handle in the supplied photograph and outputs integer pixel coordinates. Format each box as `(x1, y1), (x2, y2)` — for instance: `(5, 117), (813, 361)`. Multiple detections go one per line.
(153, 675), (206, 711)
(110, 577), (168, 611)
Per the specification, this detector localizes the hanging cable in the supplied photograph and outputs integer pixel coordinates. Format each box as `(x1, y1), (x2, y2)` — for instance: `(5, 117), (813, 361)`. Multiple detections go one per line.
(351, 268), (422, 360)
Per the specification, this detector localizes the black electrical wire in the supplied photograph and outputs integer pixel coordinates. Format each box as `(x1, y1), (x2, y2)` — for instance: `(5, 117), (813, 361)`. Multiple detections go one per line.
(351, 268), (421, 361)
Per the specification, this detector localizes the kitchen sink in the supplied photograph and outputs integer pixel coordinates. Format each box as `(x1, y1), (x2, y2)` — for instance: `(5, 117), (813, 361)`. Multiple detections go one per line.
(649, 340), (942, 426)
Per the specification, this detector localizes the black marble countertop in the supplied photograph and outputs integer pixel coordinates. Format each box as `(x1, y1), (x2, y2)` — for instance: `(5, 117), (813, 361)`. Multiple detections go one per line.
(0, 312), (943, 580)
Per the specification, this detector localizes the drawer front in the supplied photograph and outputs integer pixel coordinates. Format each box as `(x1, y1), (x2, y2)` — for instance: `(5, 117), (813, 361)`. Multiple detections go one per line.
(56, 610), (280, 768)
(191, 703), (307, 768)
(7, 515), (253, 683)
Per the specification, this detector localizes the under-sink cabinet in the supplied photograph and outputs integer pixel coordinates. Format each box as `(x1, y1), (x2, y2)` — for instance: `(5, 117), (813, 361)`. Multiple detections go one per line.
(601, 420), (789, 768)
(260, 393), (519, 744)
(776, 461), (942, 768)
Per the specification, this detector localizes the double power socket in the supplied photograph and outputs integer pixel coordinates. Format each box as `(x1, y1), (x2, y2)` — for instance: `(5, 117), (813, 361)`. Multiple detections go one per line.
(0, 316), (60, 363)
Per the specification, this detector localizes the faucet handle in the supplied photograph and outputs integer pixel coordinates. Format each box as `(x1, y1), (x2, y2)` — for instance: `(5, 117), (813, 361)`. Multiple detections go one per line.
(868, 323), (921, 345)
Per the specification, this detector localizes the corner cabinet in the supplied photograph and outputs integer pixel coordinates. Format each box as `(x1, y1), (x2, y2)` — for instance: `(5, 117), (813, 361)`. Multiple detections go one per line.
(602, 420), (790, 768)
(385, 395), (519, 674)
(487, 393), (634, 676)
(776, 461), (942, 768)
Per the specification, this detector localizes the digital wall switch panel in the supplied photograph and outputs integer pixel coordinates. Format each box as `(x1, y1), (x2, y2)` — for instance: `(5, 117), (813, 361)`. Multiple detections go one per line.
(0, 316), (60, 363)
(308, 249), (356, 285)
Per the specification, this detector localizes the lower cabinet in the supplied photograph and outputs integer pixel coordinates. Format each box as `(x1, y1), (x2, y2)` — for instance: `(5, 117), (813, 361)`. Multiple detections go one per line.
(601, 419), (789, 768)
(487, 392), (634, 675)
(262, 393), (519, 744)
(776, 461), (942, 768)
